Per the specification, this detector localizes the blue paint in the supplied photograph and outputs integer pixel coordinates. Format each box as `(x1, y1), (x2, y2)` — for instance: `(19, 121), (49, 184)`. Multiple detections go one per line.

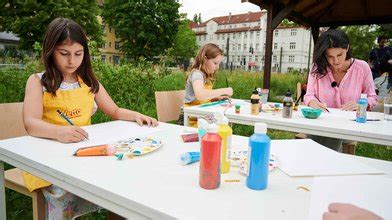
(179, 152), (200, 165)
(246, 123), (271, 190)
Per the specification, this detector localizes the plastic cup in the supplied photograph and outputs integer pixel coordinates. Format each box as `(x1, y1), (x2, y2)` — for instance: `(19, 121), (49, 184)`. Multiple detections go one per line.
(384, 97), (392, 121)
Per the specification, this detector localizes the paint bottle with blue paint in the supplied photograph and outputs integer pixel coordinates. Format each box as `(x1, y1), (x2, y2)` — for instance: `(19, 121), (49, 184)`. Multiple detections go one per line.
(179, 152), (200, 165)
(356, 94), (368, 123)
(246, 123), (270, 190)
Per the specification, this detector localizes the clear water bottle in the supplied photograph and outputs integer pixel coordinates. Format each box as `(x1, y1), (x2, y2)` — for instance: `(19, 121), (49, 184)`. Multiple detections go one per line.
(356, 94), (368, 123)
(246, 123), (271, 190)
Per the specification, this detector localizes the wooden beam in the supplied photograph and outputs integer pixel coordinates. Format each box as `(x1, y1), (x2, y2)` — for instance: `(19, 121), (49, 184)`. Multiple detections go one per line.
(271, 1), (298, 29)
(263, 3), (274, 90)
(311, 25), (319, 43)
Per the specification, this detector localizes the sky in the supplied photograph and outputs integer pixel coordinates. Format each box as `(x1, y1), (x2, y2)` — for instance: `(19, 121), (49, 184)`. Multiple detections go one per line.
(178, 0), (261, 22)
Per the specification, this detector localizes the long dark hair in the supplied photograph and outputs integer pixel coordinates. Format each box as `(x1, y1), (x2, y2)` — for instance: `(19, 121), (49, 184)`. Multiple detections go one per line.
(41, 18), (99, 95)
(188, 43), (223, 85)
(312, 29), (352, 78)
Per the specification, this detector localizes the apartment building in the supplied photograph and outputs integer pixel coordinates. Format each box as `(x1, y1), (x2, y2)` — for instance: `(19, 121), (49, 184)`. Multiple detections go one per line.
(190, 11), (313, 73)
(97, 16), (123, 65)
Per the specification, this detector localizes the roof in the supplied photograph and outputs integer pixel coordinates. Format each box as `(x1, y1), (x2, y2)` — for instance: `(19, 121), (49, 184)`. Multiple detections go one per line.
(0, 32), (19, 42)
(195, 11), (265, 28)
(244, 0), (392, 27)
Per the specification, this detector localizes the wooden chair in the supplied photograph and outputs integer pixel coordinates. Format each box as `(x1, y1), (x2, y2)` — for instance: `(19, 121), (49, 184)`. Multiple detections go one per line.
(155, 90), (185, 122)
(0, 102), (45, 220)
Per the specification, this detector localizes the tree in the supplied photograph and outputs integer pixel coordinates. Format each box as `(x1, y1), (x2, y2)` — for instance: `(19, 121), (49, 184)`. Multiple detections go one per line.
(0, 1), (103, 51)
(339, 25), (379, 60)
(167, 17), (198, 67)
(102, 0), (180, 60)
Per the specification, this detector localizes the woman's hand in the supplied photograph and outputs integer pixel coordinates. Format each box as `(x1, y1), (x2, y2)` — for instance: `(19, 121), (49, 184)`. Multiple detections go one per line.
(308, 100), (328, 111)
(341, 101), (357, 111)
(55, 126), (89, 143)
(134, 113), (158, 127)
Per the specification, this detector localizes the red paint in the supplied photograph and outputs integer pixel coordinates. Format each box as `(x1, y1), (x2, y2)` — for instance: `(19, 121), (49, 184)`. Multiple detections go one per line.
(199, 131), (222, 189)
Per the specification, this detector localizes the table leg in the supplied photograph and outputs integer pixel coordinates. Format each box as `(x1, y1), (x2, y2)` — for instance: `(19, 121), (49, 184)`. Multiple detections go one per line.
(0, 161), (6, 219)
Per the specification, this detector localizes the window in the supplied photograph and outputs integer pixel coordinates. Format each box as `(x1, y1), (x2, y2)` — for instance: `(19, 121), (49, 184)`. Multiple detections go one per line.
(250, 31), (253, 38)
(217, 34), (220, 40)
(274, 43), (278, 50)
(109, 42), (112, 48)
(291, 29), (297, 36)
(113, 56), (120, 65)
(204, 35), (206, 41)
(101, 25), (106, 34)
(287, 67), (293, 72)
(273, 55), (277, 62)
(274, 30), (278, 36)
(237, 56), (240, 62)
(255, 56), (259, 61)
(243, 44), (247, 51)
(233, 33), (236, 39)
(256, 31), (260, 37)
(109, 28), (112, 33)
(101, 54), (106, 62)
(290, 42), (296, 49)
(289, 55), (295, 62)
(256, 43), (259, 51)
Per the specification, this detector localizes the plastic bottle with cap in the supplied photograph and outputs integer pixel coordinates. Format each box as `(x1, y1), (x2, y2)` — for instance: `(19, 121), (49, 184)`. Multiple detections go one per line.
(214, 112), (232, 174)
(199, 123), (222, 189)
(250, 88), (260, 115)
(246, 123), (271, 190)
(356, 93), (368, 123)
(282, 90), (293, 118)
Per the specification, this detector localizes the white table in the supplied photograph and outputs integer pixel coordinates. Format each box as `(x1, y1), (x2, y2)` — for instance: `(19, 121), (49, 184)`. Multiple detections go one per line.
(184, 99), (392, 146)
(1, 121), (391, 219)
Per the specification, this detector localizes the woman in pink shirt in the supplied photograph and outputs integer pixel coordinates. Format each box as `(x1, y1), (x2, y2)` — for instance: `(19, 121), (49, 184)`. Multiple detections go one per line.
(304, 29), (377, 111)
(303, 29), (377, 152)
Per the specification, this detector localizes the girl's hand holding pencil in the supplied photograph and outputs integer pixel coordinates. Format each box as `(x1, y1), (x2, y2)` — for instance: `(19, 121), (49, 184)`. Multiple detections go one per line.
(55, 126), (89, 143)
(56, 110), (89, 143)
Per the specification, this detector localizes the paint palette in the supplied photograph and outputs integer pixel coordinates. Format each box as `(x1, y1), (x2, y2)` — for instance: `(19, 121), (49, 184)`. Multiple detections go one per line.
(114, 137), (162, 157)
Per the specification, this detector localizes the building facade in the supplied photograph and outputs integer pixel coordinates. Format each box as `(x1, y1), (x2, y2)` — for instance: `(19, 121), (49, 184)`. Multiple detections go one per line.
(97, 16), (123, 65)
(190, 11), (313, 73)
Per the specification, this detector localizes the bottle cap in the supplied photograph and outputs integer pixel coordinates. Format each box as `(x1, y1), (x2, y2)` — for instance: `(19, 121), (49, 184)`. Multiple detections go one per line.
(285, 90), (292, 97)
(254, 123), (267, 134)
(214, 112), (224, 124)
(221, 116), (229, 125)
(198, 118), (209, 129)
(207, 123), (218, 133)
(360, 94), (367, 99)
(253, 88), (258, 94)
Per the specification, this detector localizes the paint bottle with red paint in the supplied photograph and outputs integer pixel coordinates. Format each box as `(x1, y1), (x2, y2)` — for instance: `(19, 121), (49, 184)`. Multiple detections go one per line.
(199, 124), (222, 189)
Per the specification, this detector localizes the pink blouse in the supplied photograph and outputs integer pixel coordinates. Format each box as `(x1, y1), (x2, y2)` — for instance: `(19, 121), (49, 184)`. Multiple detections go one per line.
(304, 59), (377, 109)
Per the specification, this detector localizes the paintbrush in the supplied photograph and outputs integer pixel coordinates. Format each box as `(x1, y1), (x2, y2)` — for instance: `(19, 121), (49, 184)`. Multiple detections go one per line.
(314, 96), (330, 112)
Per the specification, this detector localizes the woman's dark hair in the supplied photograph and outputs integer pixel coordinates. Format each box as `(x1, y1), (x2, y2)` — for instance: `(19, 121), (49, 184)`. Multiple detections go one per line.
(312, 29), (352, 78)
(41, 18), (99, 95)
(377, 35), (388, 44)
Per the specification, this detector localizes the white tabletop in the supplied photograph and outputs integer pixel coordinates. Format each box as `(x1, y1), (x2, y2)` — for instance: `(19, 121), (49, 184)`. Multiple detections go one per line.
(0, 121), (391, 219)
(184, 99), (392, 145)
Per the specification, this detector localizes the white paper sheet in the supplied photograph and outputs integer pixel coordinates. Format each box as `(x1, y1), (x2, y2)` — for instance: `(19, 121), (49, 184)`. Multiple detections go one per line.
(74, 120), (162, 147)
(308, 175), (392, 220)
(270, 139), (383, 176)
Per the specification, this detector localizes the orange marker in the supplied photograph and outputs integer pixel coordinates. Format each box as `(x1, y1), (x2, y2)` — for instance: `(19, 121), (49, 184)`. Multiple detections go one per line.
(74, 144), (115, 156)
